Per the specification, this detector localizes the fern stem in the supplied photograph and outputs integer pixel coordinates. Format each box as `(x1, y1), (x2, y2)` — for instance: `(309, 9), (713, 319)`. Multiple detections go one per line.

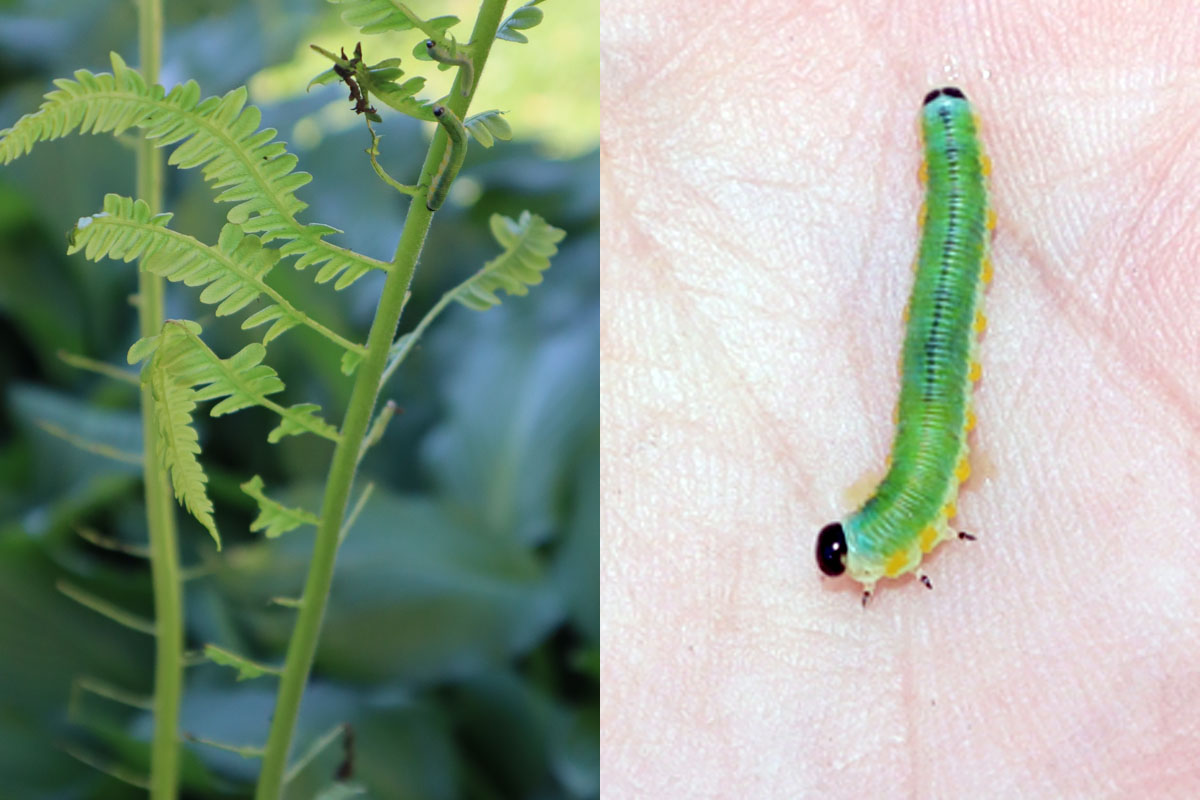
(253, 2), (509, 797)
(138, 0), (184, 798)
(378, 287), (455, 388)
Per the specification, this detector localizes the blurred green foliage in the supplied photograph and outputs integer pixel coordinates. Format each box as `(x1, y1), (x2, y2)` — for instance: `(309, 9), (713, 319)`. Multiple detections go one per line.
(0, 0), (597, 797)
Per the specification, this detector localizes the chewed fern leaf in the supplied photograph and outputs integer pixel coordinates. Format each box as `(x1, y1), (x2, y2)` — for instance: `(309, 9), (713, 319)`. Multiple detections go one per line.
(452, 211), (566, 310)
(69, 194), (366, 354)
(329, 0), (459, 37)
(147, 352), (220, 548)
(131, 320), (340, 443)
(240, 475), (320, 538)
(0, 52), (388, 289)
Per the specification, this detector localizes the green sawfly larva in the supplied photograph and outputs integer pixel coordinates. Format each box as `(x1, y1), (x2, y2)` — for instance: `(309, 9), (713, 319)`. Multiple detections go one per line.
(815, 86), (995, 606)
(425, 39), (474, 96)
(426, 105), (467, 211)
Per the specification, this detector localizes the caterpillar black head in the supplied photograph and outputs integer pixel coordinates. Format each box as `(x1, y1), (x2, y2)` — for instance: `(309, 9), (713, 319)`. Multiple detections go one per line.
(815, 522), (847, 577)
(923, 86), (967, 105)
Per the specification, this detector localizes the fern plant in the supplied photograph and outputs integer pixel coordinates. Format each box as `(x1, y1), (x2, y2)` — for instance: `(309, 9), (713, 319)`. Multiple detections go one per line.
(0, 1), (566, 797)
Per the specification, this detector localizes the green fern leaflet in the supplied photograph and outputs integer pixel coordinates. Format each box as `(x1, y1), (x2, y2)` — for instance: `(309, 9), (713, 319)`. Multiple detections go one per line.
(240, 476), (320, 539)
(70, 194), (365, 353)
(453, 211), (566, 310)
(145, 345), (220, 548)
(329, 0), (459, 37)
(130, 321), (340, 543)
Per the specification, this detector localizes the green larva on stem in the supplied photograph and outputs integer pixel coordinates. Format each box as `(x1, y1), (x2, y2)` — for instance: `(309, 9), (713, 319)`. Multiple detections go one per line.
(425, 39), (474, 96)
(426, 104), (467, 211)
(815, 87), (994, 606)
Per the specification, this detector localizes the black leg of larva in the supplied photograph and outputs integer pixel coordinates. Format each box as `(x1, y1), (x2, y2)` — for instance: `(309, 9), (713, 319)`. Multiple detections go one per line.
(958, 531), (977, 541)
(919, 574), (933, 590)
(861, 590), (872, 608)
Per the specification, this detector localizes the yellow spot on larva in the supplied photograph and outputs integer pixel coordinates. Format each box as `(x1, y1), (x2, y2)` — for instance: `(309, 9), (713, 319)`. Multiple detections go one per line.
(974, 311), (987, 333)
(918, 161), (928, 184)
(902, 303), (911, 323)
(986, 209), (997, 231)
(892, 404), (899, 424)
(956, 457), (971, 483)
(972, 113), (983, 135)
(884, 549), (909, 577)
(918, 200), (927, 224)
(943, 501), (957, 519)
(981, 257), (994, 284)
(969, 361), (982, 382)
(919, 525), (938, 553)
(965, 409), (977, 431)
(980, 154), (992, 177)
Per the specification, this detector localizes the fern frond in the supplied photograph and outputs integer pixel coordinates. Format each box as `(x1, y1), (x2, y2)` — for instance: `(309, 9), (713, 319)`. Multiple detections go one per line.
(463, 110), (512, 148)
(241, 475), (320, 538)
(329, 0), (459, 38)
(70, 194), (366, 353)
(453, 211), (566, 309)
(134, 320), (340, 443)
(497, 1), (546, 44)
(0, 53), (158, 160)
(0, 52), (389, 289)
(146, 357), (220, 548)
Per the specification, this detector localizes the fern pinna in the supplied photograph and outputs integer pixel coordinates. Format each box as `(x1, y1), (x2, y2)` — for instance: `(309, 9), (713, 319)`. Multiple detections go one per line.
(0, 1), (560, 793)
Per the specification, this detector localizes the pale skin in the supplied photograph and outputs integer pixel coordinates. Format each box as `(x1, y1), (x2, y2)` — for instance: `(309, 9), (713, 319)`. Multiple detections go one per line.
(601, 1), (1200, 795)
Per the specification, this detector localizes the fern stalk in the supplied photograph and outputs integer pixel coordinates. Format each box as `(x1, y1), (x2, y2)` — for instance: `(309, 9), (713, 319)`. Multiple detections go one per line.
(253, 1), (510, 796)
(137, 0), (184, 797)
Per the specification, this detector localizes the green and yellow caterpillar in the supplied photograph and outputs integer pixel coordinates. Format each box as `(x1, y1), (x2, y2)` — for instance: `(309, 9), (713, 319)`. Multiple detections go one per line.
(815, 87), (994, 605)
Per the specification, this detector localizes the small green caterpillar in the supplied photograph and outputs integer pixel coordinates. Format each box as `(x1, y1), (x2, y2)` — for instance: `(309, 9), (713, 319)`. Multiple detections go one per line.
(815, 87), (994, 606)
(425, 39), (474, 96)
(426, 105), (467, 211)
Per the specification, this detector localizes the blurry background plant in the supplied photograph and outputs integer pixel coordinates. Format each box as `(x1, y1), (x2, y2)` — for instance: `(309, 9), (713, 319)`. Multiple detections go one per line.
(0, 0), (597, 797)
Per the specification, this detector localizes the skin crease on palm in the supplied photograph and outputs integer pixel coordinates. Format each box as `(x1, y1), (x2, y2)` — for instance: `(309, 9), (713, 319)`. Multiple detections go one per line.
(601, 1), (1200, 797)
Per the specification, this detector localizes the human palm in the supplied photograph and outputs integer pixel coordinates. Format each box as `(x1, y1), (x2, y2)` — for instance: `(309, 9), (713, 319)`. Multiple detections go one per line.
(602, 1), (1200, 795)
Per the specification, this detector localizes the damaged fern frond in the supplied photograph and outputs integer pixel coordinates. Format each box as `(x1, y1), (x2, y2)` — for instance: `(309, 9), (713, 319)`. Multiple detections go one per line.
(311, 42), (432, 123)
(0, 52), (389, 289)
